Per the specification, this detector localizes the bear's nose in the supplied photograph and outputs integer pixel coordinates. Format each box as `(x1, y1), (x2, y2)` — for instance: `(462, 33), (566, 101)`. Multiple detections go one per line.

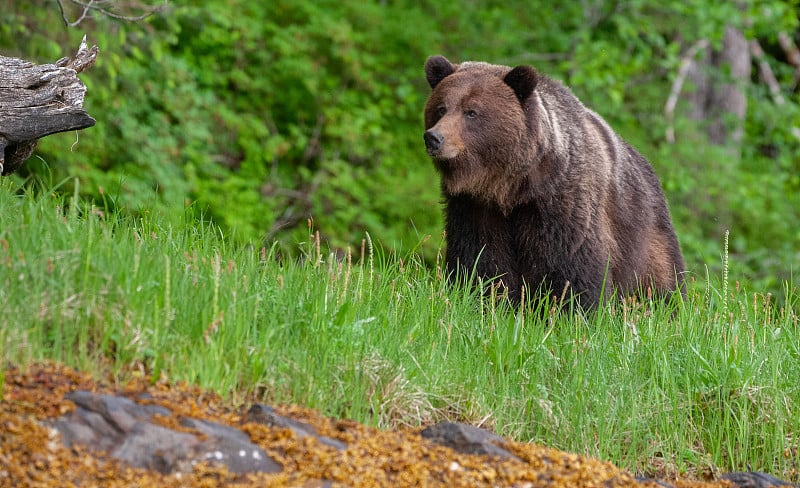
(424, 129), (444, 153)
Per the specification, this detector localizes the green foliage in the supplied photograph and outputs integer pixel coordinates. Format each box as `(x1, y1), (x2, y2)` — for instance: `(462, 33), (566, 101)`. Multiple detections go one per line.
(1, 180), (798, 479)
(1, 0), (798, 289)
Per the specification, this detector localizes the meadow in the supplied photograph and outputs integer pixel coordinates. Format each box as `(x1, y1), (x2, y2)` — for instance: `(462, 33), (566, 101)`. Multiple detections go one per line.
(1, 178), (798, 480)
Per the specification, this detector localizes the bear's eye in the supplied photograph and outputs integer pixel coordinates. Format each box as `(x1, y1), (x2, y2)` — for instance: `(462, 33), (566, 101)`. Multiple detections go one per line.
(436, 105), (447, 117)
(464, 109), (478, 119)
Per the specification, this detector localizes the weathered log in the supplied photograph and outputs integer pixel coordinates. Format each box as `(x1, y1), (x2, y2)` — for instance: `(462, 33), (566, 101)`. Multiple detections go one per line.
(0, 36), (98, 176)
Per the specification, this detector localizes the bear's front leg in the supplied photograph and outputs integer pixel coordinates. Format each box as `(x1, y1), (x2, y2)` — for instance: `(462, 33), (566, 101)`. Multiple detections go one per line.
(444, 195), (520, 299)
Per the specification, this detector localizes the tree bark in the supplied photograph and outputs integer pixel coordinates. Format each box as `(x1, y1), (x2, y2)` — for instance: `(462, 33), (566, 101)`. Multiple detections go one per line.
(0, 37), (98, 176)
(686, 26), (750, 155)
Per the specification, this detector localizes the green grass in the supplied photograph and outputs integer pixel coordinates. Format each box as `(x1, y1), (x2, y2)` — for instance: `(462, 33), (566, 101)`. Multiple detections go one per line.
(1, 178), (798, 481)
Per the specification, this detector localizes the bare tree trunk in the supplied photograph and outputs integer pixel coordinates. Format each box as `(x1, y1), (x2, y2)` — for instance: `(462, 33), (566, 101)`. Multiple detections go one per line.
(686, 26), (751, 155)
(0, 37), (98, 176)
(679, 25), (750, 239)
(707, 26), (750, 147)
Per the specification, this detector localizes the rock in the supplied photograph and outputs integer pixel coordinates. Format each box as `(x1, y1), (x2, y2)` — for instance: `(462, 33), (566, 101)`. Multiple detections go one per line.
(245, 403), (347, 450)
(51, 391), (281, 475)
(720, 472), (798, 487)
(420, 421), (522, 461)
(108, 421), (199, 473)
(179, 417), (281, 474)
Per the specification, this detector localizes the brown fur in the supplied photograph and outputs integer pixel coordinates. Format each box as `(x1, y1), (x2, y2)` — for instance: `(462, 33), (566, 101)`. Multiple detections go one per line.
(423, 56), (686, 308)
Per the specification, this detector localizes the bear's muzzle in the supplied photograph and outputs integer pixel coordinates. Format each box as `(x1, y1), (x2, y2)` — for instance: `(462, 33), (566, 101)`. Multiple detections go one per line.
(424, 129), (445, 156)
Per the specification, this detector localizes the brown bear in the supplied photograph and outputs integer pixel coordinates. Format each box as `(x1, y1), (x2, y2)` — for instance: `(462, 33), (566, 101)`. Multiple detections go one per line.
(423, 55), (685, 308)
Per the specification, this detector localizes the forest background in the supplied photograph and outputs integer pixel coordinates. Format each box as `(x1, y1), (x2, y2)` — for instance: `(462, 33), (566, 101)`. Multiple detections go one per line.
(1, 0), (799, 292)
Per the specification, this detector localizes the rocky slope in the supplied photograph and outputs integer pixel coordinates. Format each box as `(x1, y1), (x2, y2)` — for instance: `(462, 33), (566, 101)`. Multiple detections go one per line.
(1, 363), (795, 487)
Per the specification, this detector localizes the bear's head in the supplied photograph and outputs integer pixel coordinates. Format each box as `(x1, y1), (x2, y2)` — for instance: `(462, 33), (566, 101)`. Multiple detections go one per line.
(423, 55), (539, 209)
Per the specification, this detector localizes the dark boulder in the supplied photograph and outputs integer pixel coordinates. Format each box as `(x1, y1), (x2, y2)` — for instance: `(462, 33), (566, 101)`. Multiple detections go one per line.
(51, 391), (281, 475)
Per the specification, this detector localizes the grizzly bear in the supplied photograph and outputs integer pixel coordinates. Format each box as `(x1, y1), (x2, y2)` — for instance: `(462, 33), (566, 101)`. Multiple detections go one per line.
(423, 55), (685, 308)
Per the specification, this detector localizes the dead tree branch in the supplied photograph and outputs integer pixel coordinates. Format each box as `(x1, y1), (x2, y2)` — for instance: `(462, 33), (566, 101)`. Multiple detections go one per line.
(777, 31), (800, 86)
(664, 39), (709, 144)
(0, 37), (98, 176)
(56, 0), (166, 27)
(750, 39), (785, 106)
(751, 38), (800, 141)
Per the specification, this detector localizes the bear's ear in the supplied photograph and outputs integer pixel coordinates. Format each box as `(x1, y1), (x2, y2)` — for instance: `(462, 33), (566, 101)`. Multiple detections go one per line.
(425, 55), (456, 89)
(503, 66), (538, 104)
